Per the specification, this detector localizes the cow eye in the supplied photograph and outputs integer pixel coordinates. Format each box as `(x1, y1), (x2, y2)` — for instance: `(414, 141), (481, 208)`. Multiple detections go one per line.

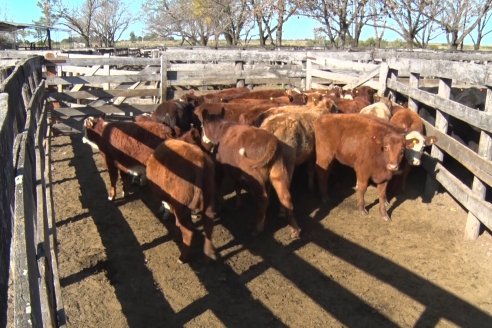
(383, 145), (389, 151)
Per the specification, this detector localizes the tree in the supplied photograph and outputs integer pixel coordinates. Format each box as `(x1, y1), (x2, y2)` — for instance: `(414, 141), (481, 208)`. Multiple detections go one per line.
(471, 10), (492, 50)
(129, 31), (137, 43)
(53, 0), (104, 47)
(381, 0), (437, 48)
(429, 0), (492, 50)
(92, 0), (132, 47)
(301, 0), (371, 48)
(249, 0), (302, 47)
(143, 0), (214, 46)
(36, 0), (57, 27)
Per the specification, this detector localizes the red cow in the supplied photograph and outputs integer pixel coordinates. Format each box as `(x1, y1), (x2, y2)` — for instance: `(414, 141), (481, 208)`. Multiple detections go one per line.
(352, 86), (377, 103)
(314, 114), (418, 221)
(83, 116), (174, 200)
(146, 139), (217, 263)
(199, 108), (301, 238)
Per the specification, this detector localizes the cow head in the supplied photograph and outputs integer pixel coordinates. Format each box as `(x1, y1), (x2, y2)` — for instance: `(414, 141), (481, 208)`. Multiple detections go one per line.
(373, 134), (405, 172)
(83, 116), (107, 150)
(200, 107), (225, 146)
(404, 131), (437, 166)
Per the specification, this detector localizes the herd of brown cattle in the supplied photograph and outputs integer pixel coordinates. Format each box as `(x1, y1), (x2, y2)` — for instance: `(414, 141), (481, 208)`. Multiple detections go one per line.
(83, 85), (437, 263)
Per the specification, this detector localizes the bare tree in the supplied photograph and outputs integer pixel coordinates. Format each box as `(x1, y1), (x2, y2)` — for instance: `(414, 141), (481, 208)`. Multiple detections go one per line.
(53, 0), (103, 47)
(249, 0), (302, 47)
(470, 10), (492, 50)
(92, 0), (132, 47)
(301, 0), (371, 48)
(429, 0), (492, 50)
(143, 0), (215, 46)
(36, 0), (57, 27)
(367, 0), (388, 48)
(381, 0), (437, 48)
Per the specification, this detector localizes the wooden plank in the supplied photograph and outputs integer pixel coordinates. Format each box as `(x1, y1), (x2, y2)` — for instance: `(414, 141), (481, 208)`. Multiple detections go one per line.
(465, 87), (492, 240)
(421, 154), (492, 231)
(48, 88), (160, 101)
(423, 121), (492, 187)
(343, 65), (380, 90)
(309, 68), (357, 84)
(70, 65), (100, 92)
(386, 58), (492, 86)
(45, 73), (161, 86)
(407, 73), (420, 111)
(387, 79), (492, 133)
(113, 82), (141, 106)
(377, 62), (389, 97)
(52, 103), (157, 118)
(61, 65), (139, 76)
(310, 58), (379, 73)
(160, 55), (167, 102)
(44, 124), (67, 327)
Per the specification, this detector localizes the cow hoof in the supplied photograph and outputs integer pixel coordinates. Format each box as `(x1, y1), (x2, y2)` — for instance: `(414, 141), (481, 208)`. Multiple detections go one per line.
(290, 229), (301, 239)
(359, 208), (369, 216)
(382, 215), (391, 222)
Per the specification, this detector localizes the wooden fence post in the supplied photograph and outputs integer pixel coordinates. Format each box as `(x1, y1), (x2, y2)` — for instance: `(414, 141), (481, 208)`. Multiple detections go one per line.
(235, 61), (245, 88)
(408, 72), (420, 112)
(160, 54), (167, 103)
(377, 62), (389, 97)
(424, 77), (451, 200)
(464, 87), (492, 240)
(305, 59), (312, 90)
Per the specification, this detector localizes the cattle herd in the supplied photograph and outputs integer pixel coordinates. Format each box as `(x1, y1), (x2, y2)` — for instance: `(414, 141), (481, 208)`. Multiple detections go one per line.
(83, 85), (438, 263)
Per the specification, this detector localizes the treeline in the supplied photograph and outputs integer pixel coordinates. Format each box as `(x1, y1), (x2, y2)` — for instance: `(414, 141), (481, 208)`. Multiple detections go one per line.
(33, 0), (492, 50)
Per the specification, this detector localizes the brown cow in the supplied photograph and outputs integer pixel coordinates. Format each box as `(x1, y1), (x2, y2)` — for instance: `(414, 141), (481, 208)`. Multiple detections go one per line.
(146, 138), (217, 263)
(352, 86), (377, 103)
(199, 108), (301, 238)
(314, 114), (418, 221)
(83, 116), (174, 200)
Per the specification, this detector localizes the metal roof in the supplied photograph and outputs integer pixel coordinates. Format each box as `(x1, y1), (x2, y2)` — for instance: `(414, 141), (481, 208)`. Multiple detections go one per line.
(0, 21), (31, 32)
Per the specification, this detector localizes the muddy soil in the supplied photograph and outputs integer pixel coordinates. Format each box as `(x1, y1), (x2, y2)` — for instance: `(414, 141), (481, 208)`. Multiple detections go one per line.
(51, 134), (492, 328)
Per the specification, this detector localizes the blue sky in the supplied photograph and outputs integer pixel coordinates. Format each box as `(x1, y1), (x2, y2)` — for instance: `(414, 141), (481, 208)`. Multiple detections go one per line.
(1, 0), (490, 45)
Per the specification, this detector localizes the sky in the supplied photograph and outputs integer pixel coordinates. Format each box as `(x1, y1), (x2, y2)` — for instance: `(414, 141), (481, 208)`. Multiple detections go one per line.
(1, 0), (490, 46)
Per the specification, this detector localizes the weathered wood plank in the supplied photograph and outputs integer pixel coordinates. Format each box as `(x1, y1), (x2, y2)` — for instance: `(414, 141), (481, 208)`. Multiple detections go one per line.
(48, 88), (160, 101)
(51, 104), (157, 118)
(45, 73), (161, 86)
(343, 65), (380, 90)
(421, 153), (492, 231)
(387, 79), (492, 133)
(423, 121), (492, 187)
(387, 58), (492, 86)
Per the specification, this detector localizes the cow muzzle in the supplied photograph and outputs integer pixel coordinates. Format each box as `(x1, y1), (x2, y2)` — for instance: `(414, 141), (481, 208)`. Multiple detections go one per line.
(386, 163), (399, 171)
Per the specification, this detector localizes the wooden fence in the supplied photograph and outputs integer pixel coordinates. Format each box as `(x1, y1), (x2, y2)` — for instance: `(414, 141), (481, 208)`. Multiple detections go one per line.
(1, 47), (491, 326)
(1, 56), (65, 327)
(305, 51), (491, 240)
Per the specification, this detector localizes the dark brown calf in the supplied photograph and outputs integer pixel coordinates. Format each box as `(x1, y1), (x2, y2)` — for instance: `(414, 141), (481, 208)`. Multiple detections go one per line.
(146, 139), (217, 263)
(314, 114), (417, 220)
(83, 117), (174, 200)
(200, 109), (301, 237)
(135, 99), (200, 136)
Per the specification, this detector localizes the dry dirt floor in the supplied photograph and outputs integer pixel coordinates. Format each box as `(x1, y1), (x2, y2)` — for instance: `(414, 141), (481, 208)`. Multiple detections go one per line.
(51, 133), (492, 328)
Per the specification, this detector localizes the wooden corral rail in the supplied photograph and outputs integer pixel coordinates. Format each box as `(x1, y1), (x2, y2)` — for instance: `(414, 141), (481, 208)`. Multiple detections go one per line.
(1, 57), (65, 327)
(379, 59), (492, 240)
(304, 53), (492, 240)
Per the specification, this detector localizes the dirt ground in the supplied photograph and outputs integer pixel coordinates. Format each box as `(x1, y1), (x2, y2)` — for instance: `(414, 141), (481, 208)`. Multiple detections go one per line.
(51, 133), (492, 328)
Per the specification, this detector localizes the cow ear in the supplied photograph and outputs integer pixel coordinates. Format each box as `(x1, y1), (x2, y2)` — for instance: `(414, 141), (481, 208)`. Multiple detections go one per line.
(425, 136), (437, 145)
(303, 93), (308, 104)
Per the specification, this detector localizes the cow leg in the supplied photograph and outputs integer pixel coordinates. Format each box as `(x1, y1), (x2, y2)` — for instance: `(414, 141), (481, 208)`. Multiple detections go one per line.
(355, 173), (369, 215)
(107, 162), (118, 201)
(306, 156), (317, 193)
(174, 207), (194, 264)
(315, 155), (334, 203)
(270, 167), (301, 238)
(377, 182), (391, 221)
(120, 170), (130, 198)
(202, 206), (217, 261)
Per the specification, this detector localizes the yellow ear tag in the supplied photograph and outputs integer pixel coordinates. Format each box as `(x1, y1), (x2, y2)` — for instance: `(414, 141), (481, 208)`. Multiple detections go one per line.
(413, 139), (418, 145)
